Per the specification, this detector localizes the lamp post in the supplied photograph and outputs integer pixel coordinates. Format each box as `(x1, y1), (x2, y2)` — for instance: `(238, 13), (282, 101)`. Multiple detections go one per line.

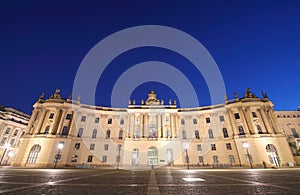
(184, 143), (190, 170)
(54, 142), (64, 169)
(243, 142), (253, 169)
(117, 145), (121, 170)
(0, 144), (10, 165)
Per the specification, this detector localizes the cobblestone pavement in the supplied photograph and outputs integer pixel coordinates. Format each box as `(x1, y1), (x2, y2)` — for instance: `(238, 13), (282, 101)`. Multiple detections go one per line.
(0, 167), (300, 194)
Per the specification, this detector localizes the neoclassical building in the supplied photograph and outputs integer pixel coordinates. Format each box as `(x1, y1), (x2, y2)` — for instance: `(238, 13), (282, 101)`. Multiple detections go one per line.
(13, 89), (295, 169)
(0, 106), (30, 165)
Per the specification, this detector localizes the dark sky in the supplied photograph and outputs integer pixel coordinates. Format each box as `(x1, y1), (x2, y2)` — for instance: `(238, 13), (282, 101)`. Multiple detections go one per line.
(1, 1), (299, 114)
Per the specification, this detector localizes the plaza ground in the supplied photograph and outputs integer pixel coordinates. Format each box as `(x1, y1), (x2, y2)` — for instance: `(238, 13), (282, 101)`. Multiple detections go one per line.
(0, 167), (300, 194)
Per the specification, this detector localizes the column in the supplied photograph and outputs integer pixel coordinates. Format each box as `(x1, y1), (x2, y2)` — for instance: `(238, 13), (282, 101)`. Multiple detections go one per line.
(239, 107), (251, 135)
(56, 109), (67, 135)
(141, 114), (145, 138)
(51, 109), (62, 135)
(34, 109), (47, 134)
(242, 107), (255, 134)
(259, 108), (273, 134)
(227, 109), (238, 136)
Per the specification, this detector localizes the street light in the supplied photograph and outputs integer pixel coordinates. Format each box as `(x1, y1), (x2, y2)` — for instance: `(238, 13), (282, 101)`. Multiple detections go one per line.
(0, 144), (10, 165)
(54, 142), (64, 168)
(243, 142), (253, 169)
(184, 143), (190, 170)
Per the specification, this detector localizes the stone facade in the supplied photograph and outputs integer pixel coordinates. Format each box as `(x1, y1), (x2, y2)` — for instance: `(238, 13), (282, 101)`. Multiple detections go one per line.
(13, 89), (295, 168)
(0, 106), (30, 165)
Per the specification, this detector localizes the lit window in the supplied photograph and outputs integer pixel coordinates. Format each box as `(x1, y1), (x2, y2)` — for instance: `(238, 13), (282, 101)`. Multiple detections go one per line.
(26, 144), (41, 164)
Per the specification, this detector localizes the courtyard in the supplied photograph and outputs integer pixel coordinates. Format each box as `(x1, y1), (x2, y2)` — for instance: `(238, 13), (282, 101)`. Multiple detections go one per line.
(0, 167), (300, 194)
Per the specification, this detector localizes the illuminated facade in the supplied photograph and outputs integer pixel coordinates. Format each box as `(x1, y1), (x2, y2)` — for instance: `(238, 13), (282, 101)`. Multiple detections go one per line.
(13, 89), (295, 168)
(0, 106), (29, 165)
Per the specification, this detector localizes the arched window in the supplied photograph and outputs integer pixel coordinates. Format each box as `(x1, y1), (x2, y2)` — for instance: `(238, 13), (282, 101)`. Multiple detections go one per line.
(26, 144), (41, 164)
(208, 129), (214, 139)
(149, 124), (156, 138)
(257, 125), (263, 134)
(106, 130), (111, 139)
(148, 146), (158, 166)
(134, 128), (140, 138)
(238, 126), (245, 135)
(44, 126), (50, 135)
(182, 130), (186, 139)
(195, 130), (200, 139)
(77, 128), (83, 138)
(166, 129), (170, 138)
(119, 130), (123, 139)
(266, 144), (281, 166)
(61, 126), (68, 136)
(223, 128), (228, 138)
(92, 129), (97, 138)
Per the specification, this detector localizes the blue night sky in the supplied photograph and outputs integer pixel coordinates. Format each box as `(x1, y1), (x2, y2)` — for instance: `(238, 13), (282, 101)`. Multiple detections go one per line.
(0, 1), (299, 114)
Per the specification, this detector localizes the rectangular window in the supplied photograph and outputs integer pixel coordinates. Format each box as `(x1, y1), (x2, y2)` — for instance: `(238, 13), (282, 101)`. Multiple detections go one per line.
(13, 129), (19, 136)
(87, 155), (93, 162)
(5, 127), (11, 134)
(238, 126), (245, 135)
(108, 118), (112, 124)
(49, 113), (54, 119)
(252, 112), (257, 118)
(229, 155), (235, 163)
(199, 156), (204, 163)
(291, 128), (299, 138)
(234, 113), (240, 119)
(81, 116), (86, 122)
(104, 144), (109, 151)
(75, 143), (80, 150)
(223, 128), (229, 138)
(197, 144), (202, 151)
(219, 115), (225, 122)
(211, 144), (216, 151)
(1, 137), (7, 145)
(120, 119), (124, 125)
(10, 139), (15, 146)
(193, 119), (197, 124)
(90, 143), (95, 150)
(66, 114), (72, 120)
(71, 155), (78, 162)
(102, 155), (107, 162)
(206, 117), (210, 123)
(181, 119), (185, 125)
(226, 143), (232, 150)
(213, 155), (219, 163)
(95, 117), (99, 123)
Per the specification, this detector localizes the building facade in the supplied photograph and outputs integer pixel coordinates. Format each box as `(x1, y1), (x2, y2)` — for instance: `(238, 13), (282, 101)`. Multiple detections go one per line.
(13, 89), (295, 169)
(0, 106), (30, 165)
(275, 108), (300, 164)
